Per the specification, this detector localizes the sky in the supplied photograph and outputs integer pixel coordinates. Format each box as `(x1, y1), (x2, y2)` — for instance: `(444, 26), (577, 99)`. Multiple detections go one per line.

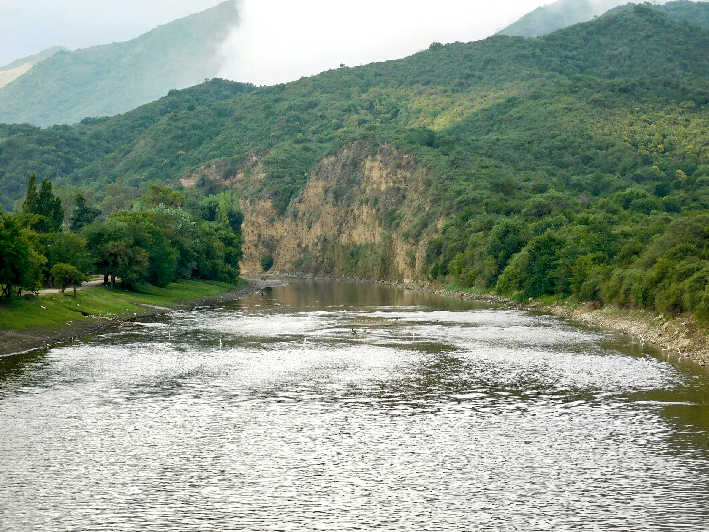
(0, 0), (616, 85)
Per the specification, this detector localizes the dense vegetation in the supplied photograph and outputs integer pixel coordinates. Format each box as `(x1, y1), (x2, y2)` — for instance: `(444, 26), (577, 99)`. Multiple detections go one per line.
(1, 5), (709, 323)
(499, 0), (709, 38)
(497, 0), (616, 38)
(0, 176), (243, 298)
(0, 1), (238, 126)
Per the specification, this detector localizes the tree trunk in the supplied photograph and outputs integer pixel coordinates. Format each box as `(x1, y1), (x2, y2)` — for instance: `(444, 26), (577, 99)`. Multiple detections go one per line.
(73, 285), (77, 298)
(104, 274), (109, 285)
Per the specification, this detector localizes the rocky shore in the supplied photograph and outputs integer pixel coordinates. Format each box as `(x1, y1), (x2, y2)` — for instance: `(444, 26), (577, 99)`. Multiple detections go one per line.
(397, 280), (709, 367)
(270, 272), (709, 367)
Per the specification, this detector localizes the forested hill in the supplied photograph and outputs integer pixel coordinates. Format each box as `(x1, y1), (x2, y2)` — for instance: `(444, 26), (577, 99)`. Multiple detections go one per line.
(1, 6), (709, 321)
(0, 47), (67, 90)
(0, 1), (239, 127)
(607, 0), (709, 28)
(497, 0), (619, 38)
(499, 0), (709, 37)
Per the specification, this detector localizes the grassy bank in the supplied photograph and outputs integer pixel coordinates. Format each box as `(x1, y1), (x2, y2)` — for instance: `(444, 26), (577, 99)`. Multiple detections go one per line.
(0, 280), (241, 331)
(0, 279), (254, 356)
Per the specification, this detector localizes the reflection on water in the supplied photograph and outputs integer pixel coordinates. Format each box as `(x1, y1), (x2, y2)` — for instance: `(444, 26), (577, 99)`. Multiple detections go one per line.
(1, 279), (709, 531)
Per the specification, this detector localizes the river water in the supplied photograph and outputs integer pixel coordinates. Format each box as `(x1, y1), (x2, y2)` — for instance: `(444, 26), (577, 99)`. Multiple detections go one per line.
(1, 279), (709, 531)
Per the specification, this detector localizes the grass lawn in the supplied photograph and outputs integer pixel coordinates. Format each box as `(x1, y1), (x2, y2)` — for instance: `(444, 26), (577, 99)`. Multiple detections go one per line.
(0, 280), (241, 331)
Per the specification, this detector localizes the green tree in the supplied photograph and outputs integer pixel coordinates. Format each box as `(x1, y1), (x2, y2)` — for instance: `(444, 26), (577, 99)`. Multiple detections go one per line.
(261, 254), (274, 272)
(50, 263), (89, 297)
(21, 174), (64, 233)
(41, 232), (93, 280)
(69, 193), (100, 232)
(0, 212), (46, 297)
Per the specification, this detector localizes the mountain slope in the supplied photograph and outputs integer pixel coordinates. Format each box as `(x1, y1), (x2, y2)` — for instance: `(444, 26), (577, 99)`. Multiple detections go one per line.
(0, 47), (67, 90)
(1, 7), (709, 322)
(0, 1), (238, 126)
(499, 0), (709, 37)
(607, 0), (709, 26)
(498, 0), (620, 37)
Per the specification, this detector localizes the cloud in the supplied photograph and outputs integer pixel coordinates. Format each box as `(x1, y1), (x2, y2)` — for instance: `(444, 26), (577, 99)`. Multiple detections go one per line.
(219, 0), (547, 85)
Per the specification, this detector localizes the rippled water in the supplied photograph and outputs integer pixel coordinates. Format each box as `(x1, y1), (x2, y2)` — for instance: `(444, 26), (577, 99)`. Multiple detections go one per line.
(2, 280), (709, 531)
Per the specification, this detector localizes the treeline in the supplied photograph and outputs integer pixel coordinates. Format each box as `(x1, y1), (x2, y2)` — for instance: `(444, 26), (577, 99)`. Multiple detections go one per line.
(0, 175), (242, 297)
(426, 201), (709, 323)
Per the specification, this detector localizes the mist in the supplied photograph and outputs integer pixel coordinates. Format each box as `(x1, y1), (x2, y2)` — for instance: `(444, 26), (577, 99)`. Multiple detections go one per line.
(218, 0), (551, 85)
(0, 0), (666, 86)
(0, 0), (225, 67)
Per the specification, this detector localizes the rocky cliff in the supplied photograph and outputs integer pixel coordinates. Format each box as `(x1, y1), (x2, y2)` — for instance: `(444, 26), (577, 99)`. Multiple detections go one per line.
(183, 141), (439, 281)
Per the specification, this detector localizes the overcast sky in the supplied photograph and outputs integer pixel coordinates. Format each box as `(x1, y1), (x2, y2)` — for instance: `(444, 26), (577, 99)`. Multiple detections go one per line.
(0, 0), (617, 85)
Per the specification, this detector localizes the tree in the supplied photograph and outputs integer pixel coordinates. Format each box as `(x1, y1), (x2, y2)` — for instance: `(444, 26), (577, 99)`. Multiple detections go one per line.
(104, 241), (150, 289)
(41, 232), (93, 280)
(21, 174), (64, 233)
(50, 263), (88, 297)
(69, 193), (100, 232)
(261, 254), (274, 272)
(0, 212), (46, 297)
(21, 174), (39, 215)
(141, 183), (186, 209)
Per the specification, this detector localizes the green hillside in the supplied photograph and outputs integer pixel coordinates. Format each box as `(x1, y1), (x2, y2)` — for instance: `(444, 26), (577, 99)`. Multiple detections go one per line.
(499, 0), (709, 37)
(0, 47), (67, 90)
(0, 1), (238, 126)
(497, 0), (615, 38)
(2, 6), (709, 322)
(0, 47), (68, 73)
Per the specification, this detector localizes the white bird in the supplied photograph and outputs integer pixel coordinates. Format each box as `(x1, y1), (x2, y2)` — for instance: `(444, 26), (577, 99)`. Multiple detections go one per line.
(219, 338), (223, 350)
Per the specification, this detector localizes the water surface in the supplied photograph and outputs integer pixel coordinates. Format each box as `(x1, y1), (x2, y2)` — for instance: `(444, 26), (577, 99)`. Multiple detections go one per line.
(2, 280), (709, 530)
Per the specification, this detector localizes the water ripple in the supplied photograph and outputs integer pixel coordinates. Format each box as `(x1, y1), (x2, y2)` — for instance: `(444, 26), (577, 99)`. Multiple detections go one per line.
(1, 280), (708, 531)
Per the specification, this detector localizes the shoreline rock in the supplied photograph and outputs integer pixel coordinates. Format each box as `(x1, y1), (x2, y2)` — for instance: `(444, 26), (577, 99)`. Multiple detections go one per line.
(268, 271), (709, 367)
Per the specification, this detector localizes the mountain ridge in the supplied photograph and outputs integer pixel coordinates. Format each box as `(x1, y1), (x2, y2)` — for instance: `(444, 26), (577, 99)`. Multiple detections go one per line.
(498, 0), (709, 37)
(1, 7), (709, 324)
(0, 46), (68, 90)
(0, 1), (239, 126)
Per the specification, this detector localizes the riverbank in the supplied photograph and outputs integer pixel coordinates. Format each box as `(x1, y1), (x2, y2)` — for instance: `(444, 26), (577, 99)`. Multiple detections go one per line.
(0, 279), (279, 357)
(409, 281), (709, 367)
(268, 272), (709, 367)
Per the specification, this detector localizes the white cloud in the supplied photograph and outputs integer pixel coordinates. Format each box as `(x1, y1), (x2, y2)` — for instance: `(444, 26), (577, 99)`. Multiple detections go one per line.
(1, 0), (643, 82)
(219, 0), (546, 85)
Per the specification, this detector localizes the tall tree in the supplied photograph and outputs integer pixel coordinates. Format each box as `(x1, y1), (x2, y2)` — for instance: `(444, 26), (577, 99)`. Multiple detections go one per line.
(21, 174), (64, 233)
(69, 193), (100, 232)
(21, 174), (39, 215)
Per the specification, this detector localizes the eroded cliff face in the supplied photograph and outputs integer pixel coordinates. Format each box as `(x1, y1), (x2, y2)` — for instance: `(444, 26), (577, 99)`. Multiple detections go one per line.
(184, 141), (438, 281)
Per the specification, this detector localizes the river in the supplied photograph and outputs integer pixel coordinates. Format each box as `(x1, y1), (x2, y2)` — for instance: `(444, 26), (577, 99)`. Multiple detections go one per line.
(1, 279), (709, 530)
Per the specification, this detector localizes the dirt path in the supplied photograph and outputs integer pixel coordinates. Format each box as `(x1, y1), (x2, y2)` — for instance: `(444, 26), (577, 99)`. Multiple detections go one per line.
(38, 277), (105, 295)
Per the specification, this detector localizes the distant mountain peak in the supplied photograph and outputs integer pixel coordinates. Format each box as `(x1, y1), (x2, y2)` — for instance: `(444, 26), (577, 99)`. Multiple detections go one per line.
(0, 1), (239, 126)
(498, 0), (709, 38)
(0, 46), (68, 90)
